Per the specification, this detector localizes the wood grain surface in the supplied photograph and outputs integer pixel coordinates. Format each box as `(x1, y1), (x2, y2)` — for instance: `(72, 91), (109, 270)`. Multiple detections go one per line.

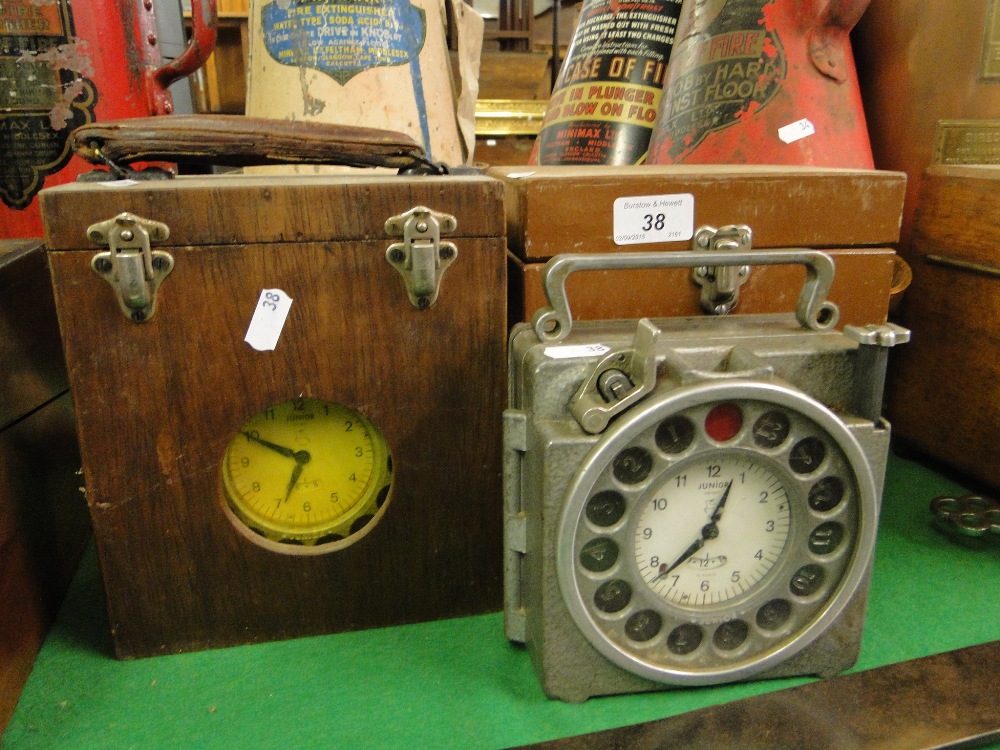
(43, 174), (507, 657)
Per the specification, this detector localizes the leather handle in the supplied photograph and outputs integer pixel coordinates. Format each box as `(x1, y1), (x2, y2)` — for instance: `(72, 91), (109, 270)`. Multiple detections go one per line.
(71, 115), (435, 172)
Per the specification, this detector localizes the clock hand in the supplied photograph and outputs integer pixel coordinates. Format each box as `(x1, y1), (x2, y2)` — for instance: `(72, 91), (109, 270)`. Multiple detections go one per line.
(655, 537), (705, 580)
(284, 463), (305, 503)
(654, 481), (734, 581)
(242, 431), (297, 459)
(710, 480), (734, 522)
(282, 450), (312, 503)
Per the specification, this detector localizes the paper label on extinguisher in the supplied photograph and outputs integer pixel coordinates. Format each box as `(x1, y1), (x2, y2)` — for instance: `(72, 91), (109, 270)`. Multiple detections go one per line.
(245, 289), (293, 351)
(613, 193), (695, 245)
(778, 118), (816, 145)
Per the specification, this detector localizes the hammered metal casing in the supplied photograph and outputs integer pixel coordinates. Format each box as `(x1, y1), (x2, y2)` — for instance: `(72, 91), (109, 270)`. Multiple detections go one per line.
(504, 313), (891, 702)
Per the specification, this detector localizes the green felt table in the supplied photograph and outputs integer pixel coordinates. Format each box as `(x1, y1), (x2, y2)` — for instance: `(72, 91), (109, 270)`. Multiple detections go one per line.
(3, 451), (999, 750)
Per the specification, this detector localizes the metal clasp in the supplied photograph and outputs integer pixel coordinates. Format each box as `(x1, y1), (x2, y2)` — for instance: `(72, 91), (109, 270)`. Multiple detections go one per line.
(385, 206), (458, 310)
(88, 212), (173, 323)
(691, 224), (752, 315)
(570, 318), (661, 434)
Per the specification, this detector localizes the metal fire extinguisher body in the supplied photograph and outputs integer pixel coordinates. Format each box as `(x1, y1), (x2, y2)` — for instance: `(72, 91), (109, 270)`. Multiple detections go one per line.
(530, 0), (685, 165)
(0, 0), (216, 239)
(647, 0), (873, 167)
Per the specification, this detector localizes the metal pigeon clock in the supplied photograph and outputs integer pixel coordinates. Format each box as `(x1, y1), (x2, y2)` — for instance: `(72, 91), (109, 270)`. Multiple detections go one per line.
(503, 244), (907, 702)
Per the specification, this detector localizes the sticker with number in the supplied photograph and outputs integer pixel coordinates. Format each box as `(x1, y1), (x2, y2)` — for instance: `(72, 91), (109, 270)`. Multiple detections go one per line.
(245, 289), (293, 351)
(778, 118), (816, 145)
(613, 193), (695, 246)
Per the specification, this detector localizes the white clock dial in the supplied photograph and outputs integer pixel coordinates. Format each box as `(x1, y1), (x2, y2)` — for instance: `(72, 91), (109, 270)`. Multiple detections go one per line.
(634, 453), (791, 608)
(557, 381), (878, 685)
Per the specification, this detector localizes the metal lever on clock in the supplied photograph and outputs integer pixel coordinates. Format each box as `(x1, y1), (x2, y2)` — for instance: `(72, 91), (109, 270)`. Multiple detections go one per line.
(843, 323), (911, 422)
(570, 318), (661, 434)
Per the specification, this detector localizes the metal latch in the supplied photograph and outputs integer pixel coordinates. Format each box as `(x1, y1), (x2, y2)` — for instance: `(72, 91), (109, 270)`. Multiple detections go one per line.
(691, 224), (752, 315)
(385, 206), (458, 310)
(570, 318), (661, 434)
(88, 212), (173, 322)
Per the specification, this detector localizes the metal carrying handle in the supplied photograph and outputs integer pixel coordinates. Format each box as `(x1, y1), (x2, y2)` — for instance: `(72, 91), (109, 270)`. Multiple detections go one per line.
(531, 248), (840, 342)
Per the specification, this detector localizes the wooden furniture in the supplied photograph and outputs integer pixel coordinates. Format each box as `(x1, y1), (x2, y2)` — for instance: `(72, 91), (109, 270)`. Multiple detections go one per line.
(0, 241), (89, 733)
(39, 173), (507, 658)
(888, 164), (1000, 490)
(491, 165), (907, 329)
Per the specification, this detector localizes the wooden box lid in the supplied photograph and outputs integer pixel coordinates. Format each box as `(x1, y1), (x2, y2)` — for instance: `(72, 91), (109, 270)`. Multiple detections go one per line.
(40, 174), (504, 250)
(489, 165), (907, 261)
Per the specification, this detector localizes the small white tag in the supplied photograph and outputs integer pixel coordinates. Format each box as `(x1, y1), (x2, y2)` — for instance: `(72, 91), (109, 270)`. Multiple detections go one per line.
(544, 344), (611, 359)
(613, 193), (695, 246)
(99, 179), (140, 187)
(245, 289), (293, 351)
(778, 118), (816, 144)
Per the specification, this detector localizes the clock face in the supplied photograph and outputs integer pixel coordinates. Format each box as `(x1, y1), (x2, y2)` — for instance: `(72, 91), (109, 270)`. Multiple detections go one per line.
(557, 381), (877, 685)
(221, 397), (393, 553)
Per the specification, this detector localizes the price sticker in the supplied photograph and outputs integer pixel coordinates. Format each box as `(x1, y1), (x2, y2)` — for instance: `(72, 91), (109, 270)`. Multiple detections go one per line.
(778, 118), (816, 144)
(544, 344), (611, 360)
(613, 193), (695, 246)
(245, 289), (293, 351)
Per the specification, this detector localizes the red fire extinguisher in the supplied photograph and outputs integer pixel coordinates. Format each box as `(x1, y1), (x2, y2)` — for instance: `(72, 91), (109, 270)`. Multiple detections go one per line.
(0, 0), (217, 239)
(647, 0), (873, 168)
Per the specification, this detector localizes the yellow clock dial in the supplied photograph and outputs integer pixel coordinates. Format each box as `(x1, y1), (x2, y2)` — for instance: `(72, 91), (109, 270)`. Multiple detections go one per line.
(222, 397), (392, 550)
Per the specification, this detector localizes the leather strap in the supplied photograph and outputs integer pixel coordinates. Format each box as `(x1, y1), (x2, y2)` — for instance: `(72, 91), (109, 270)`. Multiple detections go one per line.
(71, 115), (434, 172)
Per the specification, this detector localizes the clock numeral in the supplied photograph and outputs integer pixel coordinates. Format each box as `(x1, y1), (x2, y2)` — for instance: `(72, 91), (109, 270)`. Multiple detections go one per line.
(651, 497), (668, 511)
(706, 465), (721, 478)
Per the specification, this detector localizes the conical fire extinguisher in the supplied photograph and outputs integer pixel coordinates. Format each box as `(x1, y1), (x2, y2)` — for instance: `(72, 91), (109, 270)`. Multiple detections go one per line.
(530, 0), (685, 165)
(647, 0), (873, 167)
(0, 0), (217, 239)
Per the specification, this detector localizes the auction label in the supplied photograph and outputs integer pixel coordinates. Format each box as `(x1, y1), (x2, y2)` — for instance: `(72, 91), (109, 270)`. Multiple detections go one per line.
(1, 0), (97, 210)
(613, 193), (694, 246)
(533, 0), (684, 165)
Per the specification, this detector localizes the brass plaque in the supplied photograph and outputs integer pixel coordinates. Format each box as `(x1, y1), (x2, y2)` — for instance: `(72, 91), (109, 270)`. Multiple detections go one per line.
(474, 100), (547, 136)
(934, 120), (1000, 165)
(982, 0), (1000, 80)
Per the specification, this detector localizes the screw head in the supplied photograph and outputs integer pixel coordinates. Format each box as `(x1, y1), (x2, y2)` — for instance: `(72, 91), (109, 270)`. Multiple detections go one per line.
(119, 229), (134, 242)
(389, 248), (406, 264)
(94, 258), (112, 273)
